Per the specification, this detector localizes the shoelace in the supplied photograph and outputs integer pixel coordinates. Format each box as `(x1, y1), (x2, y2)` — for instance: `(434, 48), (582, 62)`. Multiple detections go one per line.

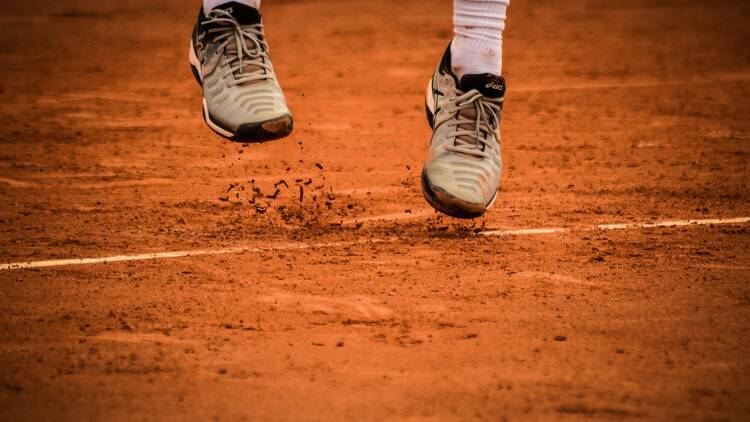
(202, 9), (272, 86)
(445, 90), (503, 158)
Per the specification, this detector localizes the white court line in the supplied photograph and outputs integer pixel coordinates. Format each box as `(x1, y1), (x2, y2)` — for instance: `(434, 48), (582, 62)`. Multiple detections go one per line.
(0, 239), (386, 271)
(480, 216), (750, 236)
(490, 227), (568, 236)
(0, 177), (38, 188)
(1, 216), (748, 271)
(513, 72), (750, 93)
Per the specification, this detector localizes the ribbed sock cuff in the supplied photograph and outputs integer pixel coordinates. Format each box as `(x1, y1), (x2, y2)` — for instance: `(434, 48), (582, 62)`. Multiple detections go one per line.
(451, 0), (509, 77)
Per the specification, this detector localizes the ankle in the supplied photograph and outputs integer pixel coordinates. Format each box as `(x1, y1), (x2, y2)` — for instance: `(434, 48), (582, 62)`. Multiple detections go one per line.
(451, 36), (502, 79)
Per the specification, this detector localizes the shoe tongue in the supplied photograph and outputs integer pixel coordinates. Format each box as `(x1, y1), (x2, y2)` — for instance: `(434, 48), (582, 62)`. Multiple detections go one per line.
(211, 2), (265, 86)
(456, 107), (480, 148)
(208, 1), (261, 25)
(454, 74), (504, 149)
(459, 74), (506, 98)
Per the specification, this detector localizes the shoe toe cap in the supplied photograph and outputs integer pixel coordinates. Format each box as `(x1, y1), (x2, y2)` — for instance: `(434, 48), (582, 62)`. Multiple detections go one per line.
(422, 159), (498, 218)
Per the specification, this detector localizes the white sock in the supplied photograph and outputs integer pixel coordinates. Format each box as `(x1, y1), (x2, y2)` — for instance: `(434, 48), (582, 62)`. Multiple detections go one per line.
(451, 0), (509, 78)
(203, 0), (260, 15)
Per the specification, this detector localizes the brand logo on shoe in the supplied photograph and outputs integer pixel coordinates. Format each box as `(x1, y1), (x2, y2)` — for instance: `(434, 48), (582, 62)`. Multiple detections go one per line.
(485, 81), (503, 91)
(223, 7), (233, 13)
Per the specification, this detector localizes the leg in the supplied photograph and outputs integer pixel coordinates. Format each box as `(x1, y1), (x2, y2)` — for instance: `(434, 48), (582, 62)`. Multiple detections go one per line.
(451, 0), (509, 78)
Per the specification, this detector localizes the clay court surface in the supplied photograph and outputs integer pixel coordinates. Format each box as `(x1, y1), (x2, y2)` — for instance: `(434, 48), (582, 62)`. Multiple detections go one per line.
(1, 0), (749, 419)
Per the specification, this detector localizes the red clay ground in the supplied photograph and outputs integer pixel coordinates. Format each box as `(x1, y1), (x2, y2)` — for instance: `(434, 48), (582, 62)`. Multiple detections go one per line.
(1, 0), (749, 420)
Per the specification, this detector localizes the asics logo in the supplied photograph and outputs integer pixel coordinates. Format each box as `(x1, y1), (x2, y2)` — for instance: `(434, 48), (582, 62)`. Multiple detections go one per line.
(485, 82), (503, 90)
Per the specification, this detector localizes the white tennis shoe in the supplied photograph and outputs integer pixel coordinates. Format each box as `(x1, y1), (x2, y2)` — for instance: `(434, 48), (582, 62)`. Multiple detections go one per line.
(189, 2), (292, 141)
(422, 45), (506, 218)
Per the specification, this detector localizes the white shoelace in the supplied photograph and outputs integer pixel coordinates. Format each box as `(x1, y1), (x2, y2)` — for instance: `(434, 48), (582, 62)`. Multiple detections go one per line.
(445, 91), (503, 158)
(203, 10), (273, 86)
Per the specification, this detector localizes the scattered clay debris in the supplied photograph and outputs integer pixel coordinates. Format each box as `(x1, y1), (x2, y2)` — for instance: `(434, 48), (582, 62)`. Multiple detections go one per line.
(219, 162), (367, 228)
(274, 180), (288, 189)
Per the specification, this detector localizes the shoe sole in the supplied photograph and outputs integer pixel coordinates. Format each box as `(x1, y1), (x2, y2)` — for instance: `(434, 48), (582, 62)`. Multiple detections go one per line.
(421, 79), (498, 219)
(189, 41), (293, 142)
